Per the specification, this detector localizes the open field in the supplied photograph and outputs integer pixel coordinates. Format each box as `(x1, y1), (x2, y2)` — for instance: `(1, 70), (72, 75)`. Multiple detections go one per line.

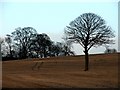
(2, 53), (119, 88)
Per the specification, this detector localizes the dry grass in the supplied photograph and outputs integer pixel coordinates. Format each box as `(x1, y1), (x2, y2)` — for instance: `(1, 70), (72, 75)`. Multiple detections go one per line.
(2, 53), (119, 88)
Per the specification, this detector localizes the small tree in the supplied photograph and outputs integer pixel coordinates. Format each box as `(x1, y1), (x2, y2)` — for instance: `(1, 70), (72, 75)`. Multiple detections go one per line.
(64, 13), (115, 71)
(48, 42), (61, 57)
(62, 36), (75, 56)
(5, 34), (13, 58)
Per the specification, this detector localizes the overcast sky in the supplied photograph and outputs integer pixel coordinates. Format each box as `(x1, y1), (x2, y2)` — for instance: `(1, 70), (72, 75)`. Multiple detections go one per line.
(0, 0), (118, 55)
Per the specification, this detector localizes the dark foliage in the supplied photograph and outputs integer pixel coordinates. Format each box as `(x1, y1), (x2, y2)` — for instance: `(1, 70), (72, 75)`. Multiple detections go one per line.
(11, 27), (37, 59)
(1, 27), (74, 61)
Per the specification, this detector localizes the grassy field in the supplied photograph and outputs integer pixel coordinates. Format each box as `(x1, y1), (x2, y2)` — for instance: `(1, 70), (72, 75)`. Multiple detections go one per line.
(2, 53), (119, 88)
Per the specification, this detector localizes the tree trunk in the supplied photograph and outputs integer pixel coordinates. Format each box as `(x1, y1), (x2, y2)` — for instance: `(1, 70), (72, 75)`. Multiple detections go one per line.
(84, 50), (89, 71)
(43, 47), (46, 58)
(9, 45), (12, 58)
(22, 47), (27, 59)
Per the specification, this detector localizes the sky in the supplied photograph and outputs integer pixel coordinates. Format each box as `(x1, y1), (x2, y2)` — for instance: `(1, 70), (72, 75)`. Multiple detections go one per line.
(0, 0), (119, 55)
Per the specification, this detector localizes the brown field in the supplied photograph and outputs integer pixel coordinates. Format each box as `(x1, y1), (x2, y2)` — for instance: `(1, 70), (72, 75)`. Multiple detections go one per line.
(2, 53), (119, 88)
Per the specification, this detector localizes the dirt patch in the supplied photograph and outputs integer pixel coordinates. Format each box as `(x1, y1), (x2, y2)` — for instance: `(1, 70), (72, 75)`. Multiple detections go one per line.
(2, 53), (119, 88)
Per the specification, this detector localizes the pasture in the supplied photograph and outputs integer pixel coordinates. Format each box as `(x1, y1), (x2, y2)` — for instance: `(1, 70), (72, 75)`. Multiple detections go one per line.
(2, 53), (119, 88)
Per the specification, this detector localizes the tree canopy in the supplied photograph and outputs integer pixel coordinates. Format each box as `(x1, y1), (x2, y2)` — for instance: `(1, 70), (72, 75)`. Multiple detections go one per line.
(1, 27), (74, 60)
(11, 27), (37, 59)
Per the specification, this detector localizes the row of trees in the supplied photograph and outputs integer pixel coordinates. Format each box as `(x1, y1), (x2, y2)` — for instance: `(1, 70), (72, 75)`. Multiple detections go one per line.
(1, 27), (74, 60)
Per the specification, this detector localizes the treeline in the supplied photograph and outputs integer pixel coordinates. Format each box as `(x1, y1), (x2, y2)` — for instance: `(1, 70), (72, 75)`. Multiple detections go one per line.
(1, 27), (74, 61)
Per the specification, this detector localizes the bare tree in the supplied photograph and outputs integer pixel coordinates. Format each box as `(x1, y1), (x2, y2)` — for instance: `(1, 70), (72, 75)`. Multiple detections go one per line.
(12, 27), (37, 59)
(30, 33), (52, 58)
(64, 13), (115, 71)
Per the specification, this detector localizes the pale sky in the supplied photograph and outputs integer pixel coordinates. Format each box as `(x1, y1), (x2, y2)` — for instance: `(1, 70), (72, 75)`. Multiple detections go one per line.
(0, 0), (119, 55)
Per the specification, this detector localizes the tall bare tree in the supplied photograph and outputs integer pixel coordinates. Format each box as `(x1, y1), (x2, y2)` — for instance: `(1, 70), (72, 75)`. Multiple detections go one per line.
(64, 13), (115, 71)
